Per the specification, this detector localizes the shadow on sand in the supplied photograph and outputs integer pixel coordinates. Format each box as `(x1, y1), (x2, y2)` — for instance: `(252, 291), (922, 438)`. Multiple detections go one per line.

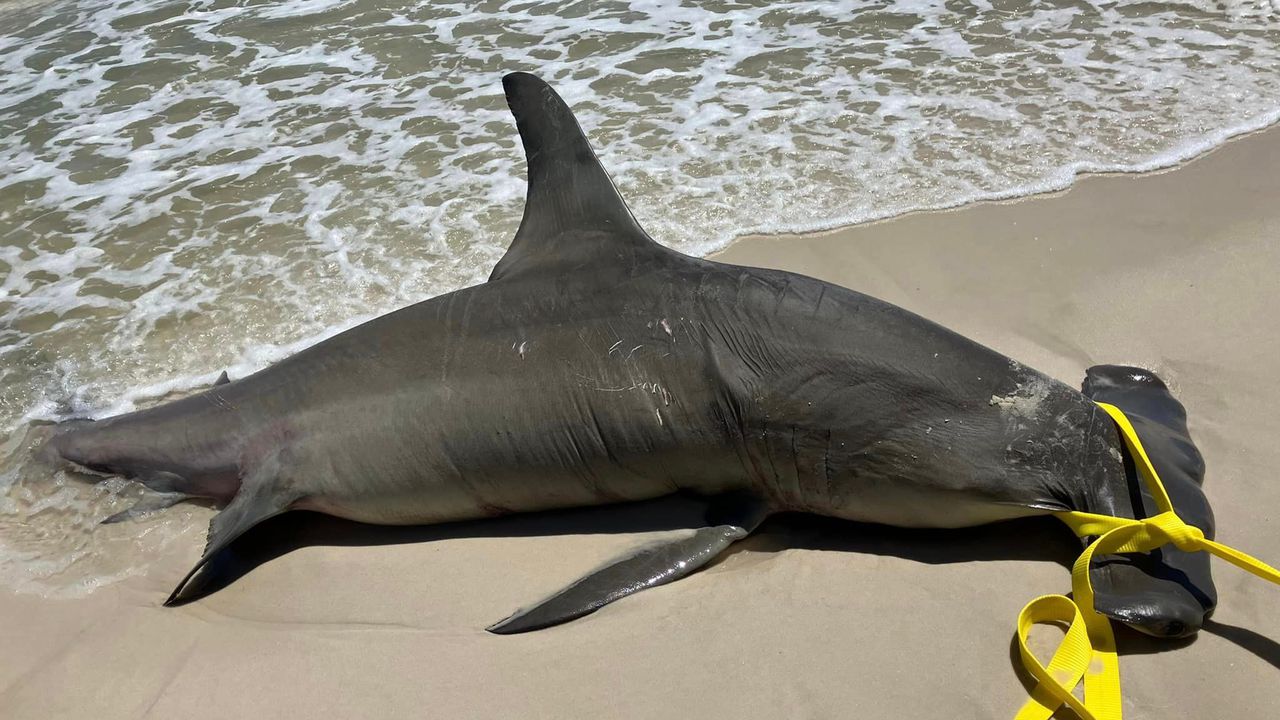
(171, 499), (1080, 605)
(171, 498), (1277, 672)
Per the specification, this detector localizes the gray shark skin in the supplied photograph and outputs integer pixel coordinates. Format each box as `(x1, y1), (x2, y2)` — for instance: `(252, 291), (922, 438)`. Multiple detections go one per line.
(43, 73), (1216, 638)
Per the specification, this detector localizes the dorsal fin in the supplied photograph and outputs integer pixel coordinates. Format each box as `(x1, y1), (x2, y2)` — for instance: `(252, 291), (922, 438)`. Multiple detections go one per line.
(489, 72), (660, 282)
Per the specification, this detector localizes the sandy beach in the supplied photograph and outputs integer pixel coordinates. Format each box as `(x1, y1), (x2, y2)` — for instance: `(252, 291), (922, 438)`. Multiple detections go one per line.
(3, 123), (1278, 719)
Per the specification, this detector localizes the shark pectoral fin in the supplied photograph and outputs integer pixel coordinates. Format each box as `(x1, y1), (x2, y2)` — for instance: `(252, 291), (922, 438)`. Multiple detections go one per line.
(102, 491), (189, 524)
(163, 477), (293, 607)
(487, 501), (767, 634)
(486, 526), (748, 634)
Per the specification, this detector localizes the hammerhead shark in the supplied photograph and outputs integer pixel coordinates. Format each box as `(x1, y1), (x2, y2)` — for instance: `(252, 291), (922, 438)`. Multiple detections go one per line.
(43, 73), (1217, 636)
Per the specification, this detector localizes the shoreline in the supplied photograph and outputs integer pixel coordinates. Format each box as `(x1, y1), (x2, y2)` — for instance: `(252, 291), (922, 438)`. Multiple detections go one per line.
(4, 125), (1280, 718)
(721, 118), (1280, 247)
(706, 115), (1280, 250)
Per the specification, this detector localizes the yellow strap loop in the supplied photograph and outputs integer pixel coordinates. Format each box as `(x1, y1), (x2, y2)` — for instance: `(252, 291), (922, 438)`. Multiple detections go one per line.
(1013, 401), (1280, 720)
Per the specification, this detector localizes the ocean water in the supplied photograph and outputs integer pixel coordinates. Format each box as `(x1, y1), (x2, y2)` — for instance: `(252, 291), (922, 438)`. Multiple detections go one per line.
(2, 0), (1279, 595)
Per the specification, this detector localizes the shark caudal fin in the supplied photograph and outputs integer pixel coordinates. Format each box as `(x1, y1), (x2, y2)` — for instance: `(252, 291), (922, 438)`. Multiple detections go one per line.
(1082, 364), (1217, 637)
(42, 418), (202, 524)
(35, 417), (94, 467)
(488, 72), (666, 282)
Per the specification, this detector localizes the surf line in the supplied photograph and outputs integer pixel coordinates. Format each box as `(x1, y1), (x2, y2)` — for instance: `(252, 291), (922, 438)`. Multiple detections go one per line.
(1013, 401), (1280, 720)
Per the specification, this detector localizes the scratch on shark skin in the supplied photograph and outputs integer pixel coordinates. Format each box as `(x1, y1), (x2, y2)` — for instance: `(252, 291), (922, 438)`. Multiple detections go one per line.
(643, 381), (673, 406)
(572, 373), (673, 406)
(572, 369), (639, 392)
(207, 392), (235, 411)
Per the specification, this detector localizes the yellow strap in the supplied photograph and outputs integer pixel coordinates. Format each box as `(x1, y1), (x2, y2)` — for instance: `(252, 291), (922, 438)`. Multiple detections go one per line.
(1013, 401), (1280, 720)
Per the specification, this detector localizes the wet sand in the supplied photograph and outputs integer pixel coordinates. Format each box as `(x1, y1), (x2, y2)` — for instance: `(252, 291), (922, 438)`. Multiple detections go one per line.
(3, 125), (1279, 719)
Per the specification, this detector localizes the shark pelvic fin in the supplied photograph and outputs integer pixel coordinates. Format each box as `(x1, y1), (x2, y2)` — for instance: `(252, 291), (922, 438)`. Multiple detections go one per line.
(489, 72), (664, 282)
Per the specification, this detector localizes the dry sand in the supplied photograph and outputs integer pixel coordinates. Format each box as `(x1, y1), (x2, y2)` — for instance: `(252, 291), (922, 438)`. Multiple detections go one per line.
(3, 127), (1279, 719)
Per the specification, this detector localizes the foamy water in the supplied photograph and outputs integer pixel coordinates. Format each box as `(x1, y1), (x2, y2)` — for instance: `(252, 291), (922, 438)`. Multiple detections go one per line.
(2, 0), (1279, 595)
